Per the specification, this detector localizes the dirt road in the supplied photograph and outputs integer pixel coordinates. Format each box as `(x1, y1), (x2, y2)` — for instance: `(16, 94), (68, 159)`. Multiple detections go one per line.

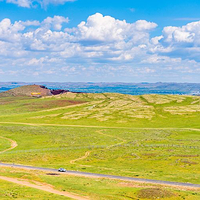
(0, 136), (18, 154)
(0, 175), (89, 200)
(0, 122), (200, 132)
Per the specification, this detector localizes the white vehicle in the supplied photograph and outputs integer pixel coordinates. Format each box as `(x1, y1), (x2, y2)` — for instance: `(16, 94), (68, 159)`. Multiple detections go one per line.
(58, 168), (66, 172)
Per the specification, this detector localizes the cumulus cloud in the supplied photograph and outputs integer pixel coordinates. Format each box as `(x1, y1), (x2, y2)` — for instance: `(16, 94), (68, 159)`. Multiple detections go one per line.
(150, 20), (200, 62)
(74, 13), (157, 44)
(21, 20), (40, 26)
(1, 13), (200, 81)
(10, 13), (157, 63)
(161, 21), (200, 45)
(42, 16), (69, 30)
(0, 18), (24, 42)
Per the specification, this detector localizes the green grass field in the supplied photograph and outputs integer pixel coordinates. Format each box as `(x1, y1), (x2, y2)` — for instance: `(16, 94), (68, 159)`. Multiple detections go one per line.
(0, 91), (200, 199)
(0, 167), (199, 200)
(0, 125), (200, 185)
(0, 93), (200, 128)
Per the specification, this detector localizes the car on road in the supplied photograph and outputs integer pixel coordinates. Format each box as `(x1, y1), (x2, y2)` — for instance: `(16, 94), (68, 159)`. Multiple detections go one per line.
(58, 168), (66, 172)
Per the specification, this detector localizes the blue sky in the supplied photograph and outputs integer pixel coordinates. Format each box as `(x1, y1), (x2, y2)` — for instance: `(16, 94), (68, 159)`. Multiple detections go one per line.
(1, 0), (200, 82)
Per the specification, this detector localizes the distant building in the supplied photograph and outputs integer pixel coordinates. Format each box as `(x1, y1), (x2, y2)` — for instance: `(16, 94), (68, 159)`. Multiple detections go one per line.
(31, 92), (42, 98)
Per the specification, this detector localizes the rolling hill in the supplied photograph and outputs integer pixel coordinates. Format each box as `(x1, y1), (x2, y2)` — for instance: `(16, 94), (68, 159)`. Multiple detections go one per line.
(0, 85), (200, 199)
(0, 85), (199, 128)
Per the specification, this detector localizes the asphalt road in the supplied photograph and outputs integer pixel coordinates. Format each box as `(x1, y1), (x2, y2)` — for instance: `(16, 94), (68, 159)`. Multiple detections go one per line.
(0, 163), (200, 188)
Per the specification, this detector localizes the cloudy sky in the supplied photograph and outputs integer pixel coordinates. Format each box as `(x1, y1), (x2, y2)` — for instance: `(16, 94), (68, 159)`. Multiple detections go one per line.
(1, 0), (200, 82)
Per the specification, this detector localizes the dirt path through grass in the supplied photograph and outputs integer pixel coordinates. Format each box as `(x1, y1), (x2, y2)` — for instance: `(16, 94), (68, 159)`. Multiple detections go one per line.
(70, 151), (91, 164)
(70, 130), (126, 167)
(0, 175), (89, 200)
(96, 130), (126, 149)
(1, 122), (200, 132)
(0, 136), (18, 154)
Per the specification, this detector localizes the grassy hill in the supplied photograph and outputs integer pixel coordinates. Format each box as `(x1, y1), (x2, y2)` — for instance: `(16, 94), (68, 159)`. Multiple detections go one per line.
(0, 88), (200, 128)
(0, 85), (52, 97)
(0, 85), (200, 199)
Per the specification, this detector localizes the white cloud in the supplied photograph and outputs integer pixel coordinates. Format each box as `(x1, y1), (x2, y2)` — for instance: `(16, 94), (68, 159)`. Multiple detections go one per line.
(41, 0), (75, 8)
(141, 55), (181, 64)
(134, 20), (157, 31)
(151, 20), (200, 62)
(1, 13), (200, 81)
(21, 20), (40, 26)
(0, 18), (24, 42)
(162, 26), (195, 43)
(6, 0), (31, 8)
(74, 13), (157, 43)
(161, 20), (200, 45)
(4, 0), (75, 8)
(151, 36), (163, 45)
(42, 16), (69, 30)
(5, 13), (157, 64)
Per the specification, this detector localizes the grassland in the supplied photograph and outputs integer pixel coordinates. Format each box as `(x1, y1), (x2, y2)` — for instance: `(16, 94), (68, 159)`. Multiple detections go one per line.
(0, 178), (71, 200)
(0, 90), (200, 199)
(0, 125), (200, 185)
(0, 167), (199, 200)
(0, 92), (200, 128)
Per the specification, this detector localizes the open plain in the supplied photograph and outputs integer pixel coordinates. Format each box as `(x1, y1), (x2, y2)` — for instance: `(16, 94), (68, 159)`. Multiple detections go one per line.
(0, 88), (200, 199)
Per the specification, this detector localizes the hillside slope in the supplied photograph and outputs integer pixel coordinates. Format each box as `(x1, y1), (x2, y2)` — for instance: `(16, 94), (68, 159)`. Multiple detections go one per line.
(0, 85), (52, 97)
(0, 86), (200, 128)
(0, 85), (71, 97)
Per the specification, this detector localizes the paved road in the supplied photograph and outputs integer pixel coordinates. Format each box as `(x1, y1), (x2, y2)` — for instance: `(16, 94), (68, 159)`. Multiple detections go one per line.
(0, 163), (200, 189)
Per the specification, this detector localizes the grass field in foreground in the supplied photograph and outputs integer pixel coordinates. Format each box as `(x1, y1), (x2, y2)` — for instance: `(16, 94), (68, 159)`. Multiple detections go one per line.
(0, 178), (69, 200)
(0, 167), (199, 200)
(0, 125), (200, 185)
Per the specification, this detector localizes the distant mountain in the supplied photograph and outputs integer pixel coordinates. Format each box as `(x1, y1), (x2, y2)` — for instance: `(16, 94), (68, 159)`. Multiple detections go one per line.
(0, 82), (200, 95)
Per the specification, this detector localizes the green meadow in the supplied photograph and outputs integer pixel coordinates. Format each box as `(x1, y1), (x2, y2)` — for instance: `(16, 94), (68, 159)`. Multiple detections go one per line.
(0, 91), (200, 199)
(0, 92), (200, 128)
(0, 167), (199, 200)
(0, 125), (200, 185)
